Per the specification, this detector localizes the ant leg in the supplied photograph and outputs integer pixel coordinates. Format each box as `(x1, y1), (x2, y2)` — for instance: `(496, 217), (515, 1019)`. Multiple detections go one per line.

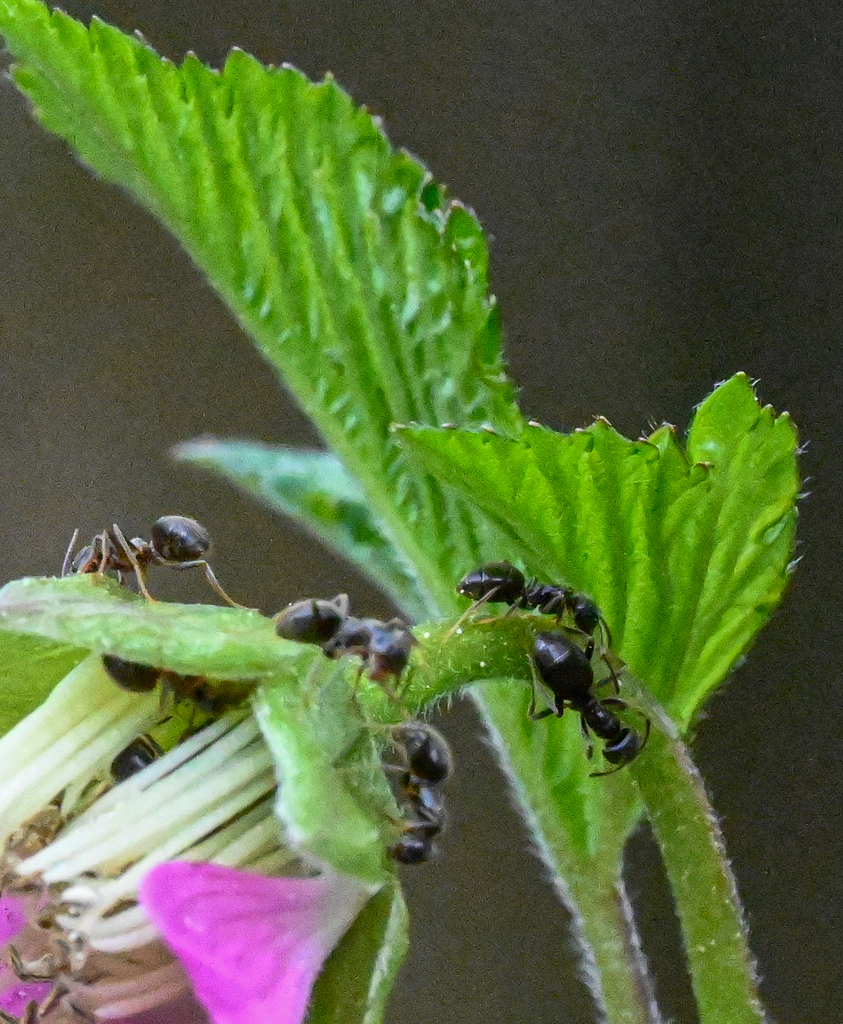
(599, 615), (614, 649)
(580, 718), (595, 759)
(201, 561), (252, 610)
(61, 528), (80, 577)
(589, 761), (626, 778)
(602, 660), (621, 695)
(111, 524), (156, 600)
(527, 652), (557, 719)
(599, 695), (652, 744)
(92, 529), (110, 573)
(446, 583), (509, 638)
(599, 696), (628, 710)
(168, 558), (250, 610)
(598, 645), (623, 695)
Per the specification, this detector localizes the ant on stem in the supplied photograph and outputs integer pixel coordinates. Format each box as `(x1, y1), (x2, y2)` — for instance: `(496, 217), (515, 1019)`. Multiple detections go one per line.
(384, 722), (453, 864)
(531, 631), (649, 775)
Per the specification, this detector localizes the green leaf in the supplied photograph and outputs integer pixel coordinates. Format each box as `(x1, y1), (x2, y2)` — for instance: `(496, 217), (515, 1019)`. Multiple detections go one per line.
(174, 439), (430, 620)
(399, 374), (799, 729)
(0, 631), (86, 738)
(309, 883), (408, 1024)
(0, 0), (522, 612)
(255, 663), (394, 885)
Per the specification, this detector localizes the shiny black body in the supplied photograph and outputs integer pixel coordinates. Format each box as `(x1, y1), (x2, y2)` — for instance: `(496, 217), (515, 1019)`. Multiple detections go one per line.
(102, 654), (251, 712)
(392, 721), (453, 784)
(532, 631), (648, 773)
(111, 735), (163, 780)
(101, 654), (161, 693)
(149, 515), (211, 562)
(457, 561), (604, 636)
(274, 595), (348, 644)
(323, 616), (416, 683)
(390, 779), (446, 864)
(273, 592), (416, 685)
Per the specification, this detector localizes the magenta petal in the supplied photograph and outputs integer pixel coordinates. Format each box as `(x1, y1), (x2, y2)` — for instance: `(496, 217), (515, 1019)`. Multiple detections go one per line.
(0, 979), (52, 1015)
(139, 863), (372, 1024)
(0, 895), (26, 944)
(0, 894), (52, 1013)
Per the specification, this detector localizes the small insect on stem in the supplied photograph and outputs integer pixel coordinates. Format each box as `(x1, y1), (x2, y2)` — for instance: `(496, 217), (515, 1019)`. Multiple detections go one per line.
(274, 595), (417, 696)
(100, 654), (253, 714)
(457, 560), (612, 641)
(385, 722), (453, 864)
(62, 515), (246, 608)
(455, 560), (617, 688)
(531, 631), (650, 775)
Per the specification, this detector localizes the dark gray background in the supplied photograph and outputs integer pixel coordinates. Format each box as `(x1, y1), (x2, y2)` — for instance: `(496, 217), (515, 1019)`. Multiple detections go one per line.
(1, 1), (840, 1022)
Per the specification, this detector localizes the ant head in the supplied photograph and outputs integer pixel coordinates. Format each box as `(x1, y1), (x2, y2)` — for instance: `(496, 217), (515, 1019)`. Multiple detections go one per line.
(150, 516), (211, 563)
(366, 621), (416, 681)
(601, 728), (644, 767)
(571, 594), (601, 635)
(111, 735), (163, 781)
(69, 543), (97, 574)
(389, 833), (433, 865)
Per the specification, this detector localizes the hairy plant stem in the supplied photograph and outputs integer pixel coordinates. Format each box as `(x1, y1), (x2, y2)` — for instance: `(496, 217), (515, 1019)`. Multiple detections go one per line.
(629, 689), (767, 1024)
(373, 618), (766, 1024)
(563, 868), (664, 1024)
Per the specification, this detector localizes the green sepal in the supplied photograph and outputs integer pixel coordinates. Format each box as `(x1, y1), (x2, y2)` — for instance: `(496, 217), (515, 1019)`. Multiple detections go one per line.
(174, 439), (430, 620)
(254, 660), (394, 885)
(309, 883), (409, 1024)
(0, 574), (288, 679)
(0, 573), (396, 883)
(0, 631), (87, 738)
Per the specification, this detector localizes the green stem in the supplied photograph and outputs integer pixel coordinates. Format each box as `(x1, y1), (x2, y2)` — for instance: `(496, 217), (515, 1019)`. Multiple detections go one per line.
(475, 684), (662, 1024)
(371, 623), (766, 1024)
(568, 873), (664, 1024)
(630, 689), (767, 1024)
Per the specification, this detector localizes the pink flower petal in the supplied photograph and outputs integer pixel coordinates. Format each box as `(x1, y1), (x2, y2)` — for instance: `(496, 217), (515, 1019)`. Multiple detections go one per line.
(0, 978), (52, 1015)
(0, 894), (53, 1013)
(0, 896), (26, 944)
(139, 863), (373, 1024)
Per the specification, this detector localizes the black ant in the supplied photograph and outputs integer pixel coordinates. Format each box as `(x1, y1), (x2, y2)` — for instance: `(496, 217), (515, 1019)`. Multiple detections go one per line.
(110, 734), (163, 781)
(323, 617), (417, 684)
(101, 654), (253, 714)
(386, 722), (452, 864)
(274, 597), (417, 688)
(532, 631), (649, 775)
(62, 515), (245, 608)
(457, 561), (606, 639)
